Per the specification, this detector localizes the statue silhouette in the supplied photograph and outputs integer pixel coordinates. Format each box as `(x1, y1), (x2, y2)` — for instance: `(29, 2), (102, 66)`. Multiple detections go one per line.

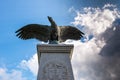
(15, 16), (84, 44)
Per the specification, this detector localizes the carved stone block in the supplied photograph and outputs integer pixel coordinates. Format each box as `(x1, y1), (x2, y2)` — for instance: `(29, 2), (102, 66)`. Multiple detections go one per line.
(37, 44), (74, 80)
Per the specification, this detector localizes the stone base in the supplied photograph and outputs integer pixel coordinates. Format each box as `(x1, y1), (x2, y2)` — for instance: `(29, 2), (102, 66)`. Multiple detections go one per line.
(37, 44), (74, 80)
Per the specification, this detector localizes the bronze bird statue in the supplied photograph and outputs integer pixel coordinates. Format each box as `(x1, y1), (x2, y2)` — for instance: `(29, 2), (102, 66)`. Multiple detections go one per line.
(15, 16), (84, 44)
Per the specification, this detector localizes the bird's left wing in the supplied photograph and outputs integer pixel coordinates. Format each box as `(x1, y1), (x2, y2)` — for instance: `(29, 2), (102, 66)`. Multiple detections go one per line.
(15, 24), (50, 42)
(59, 26), (84, 42)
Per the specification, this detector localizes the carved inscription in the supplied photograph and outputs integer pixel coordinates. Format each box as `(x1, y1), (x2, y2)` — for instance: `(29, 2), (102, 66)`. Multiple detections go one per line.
(42, 62), (69, 80)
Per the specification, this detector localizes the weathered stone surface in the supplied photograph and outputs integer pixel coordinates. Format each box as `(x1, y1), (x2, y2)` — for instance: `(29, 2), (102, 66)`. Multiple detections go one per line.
(37, 44), (74, 80)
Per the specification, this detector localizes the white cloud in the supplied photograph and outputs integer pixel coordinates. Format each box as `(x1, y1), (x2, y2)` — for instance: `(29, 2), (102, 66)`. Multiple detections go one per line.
(103, 4), (116, 9)
(20, 53), (38, 76)
(72, 4), (120, 36)
(0, 68), (27, 80)
(68, 6), (76, 13)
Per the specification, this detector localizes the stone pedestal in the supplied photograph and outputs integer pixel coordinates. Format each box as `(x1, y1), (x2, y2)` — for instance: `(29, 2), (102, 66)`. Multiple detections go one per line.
(37, 44), (74, 80)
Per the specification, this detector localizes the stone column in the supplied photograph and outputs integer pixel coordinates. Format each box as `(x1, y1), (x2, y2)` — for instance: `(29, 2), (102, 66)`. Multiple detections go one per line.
(37, 44), (74, 80)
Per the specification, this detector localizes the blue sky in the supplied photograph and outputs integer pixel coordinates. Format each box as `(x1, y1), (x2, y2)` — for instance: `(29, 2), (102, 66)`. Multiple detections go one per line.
(0, 0), (72, 65)
(0, 0), (77, 79)
(0, 0), (120, 80)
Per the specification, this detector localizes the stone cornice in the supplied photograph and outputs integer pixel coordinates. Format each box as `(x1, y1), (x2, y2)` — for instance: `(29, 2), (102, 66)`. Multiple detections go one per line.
(37, 44), (74, 59)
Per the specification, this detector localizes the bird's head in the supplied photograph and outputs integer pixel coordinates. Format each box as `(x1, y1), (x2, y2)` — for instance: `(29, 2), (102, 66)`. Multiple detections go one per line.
(47, 16), (57, 28)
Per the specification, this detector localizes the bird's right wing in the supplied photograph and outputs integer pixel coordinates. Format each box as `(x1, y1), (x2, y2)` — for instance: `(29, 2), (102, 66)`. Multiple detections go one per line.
(15, 24), (50, 42)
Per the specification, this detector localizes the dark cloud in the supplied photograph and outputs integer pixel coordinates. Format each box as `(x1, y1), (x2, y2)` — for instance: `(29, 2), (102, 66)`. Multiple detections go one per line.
(100, 18), (120, 56)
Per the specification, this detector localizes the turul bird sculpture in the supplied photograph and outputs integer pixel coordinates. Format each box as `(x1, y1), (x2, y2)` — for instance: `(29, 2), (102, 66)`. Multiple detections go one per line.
(15, 16), (84, 44)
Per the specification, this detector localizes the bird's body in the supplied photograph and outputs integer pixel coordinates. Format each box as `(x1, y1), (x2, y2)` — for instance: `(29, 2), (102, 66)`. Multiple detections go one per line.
(15, 16), (84, 44)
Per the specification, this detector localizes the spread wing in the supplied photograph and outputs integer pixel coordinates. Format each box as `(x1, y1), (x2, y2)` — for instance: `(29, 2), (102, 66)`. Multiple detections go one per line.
(59, 26), (84, 42)
(15, 24), (50, 42)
